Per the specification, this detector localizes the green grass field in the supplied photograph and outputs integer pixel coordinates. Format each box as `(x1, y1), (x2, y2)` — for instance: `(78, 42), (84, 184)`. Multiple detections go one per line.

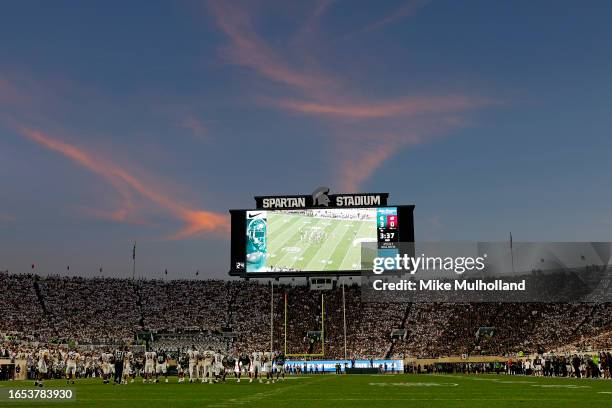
(264, 212), (375, 272)
(3, 374), (612, 407)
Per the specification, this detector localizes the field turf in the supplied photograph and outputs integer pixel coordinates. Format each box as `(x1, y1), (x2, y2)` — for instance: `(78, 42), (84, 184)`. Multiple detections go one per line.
(265, 212), (374, 272)
(3, 374), (612, 407)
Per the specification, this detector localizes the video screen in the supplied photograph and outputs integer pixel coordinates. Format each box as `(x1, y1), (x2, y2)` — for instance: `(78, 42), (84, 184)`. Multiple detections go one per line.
(245, 207), (399, 273)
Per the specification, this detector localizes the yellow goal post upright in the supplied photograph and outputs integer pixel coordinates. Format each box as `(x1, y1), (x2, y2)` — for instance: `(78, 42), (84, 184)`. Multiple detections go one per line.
(284, 291), (325, 358)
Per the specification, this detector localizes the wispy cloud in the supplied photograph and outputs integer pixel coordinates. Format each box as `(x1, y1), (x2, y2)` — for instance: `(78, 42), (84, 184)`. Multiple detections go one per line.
(208, 1), (497, 191)
(208, 1), (329, 91)
(313, 0), (335, 17)
(13, 125), (228, 239)
(275, 95), (488, 119)
(361, 0), (430, 33)
(176, 115), (210, 141)
(336, 142), (398, 192)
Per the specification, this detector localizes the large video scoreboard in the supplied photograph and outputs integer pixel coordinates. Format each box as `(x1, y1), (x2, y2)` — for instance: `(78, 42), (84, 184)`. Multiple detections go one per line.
(229, 188), (414, 278)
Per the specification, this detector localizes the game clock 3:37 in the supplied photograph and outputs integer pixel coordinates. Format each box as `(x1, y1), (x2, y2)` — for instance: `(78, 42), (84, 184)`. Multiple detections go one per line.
(376, 208), (399, 247)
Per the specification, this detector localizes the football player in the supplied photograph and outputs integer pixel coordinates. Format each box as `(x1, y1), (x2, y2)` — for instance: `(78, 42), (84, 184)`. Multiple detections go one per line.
(155, 349), (168, 383)
(222, 354), (235, 382)
(187, 346), (199, 383)
(100, 349), (113, 384)
(123, 349), (134, 384)
(34, 348), (49, 387)
(201, 349), (215, 383)
(250, 351), (263, 383)
(263, 351), (274, 384)
(275, 351), (286, 381)
(65, 348), (79, 384)
(143, 349), (156, 383)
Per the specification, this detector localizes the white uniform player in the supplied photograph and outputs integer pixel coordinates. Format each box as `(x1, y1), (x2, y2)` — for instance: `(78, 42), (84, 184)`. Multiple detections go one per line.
(123, 351), (133, 384)
(201, 350), (215, 383)
(235, 358), (241, 379)
(214, 353), (224, 380)
(144, 351), (156, 382)
(65, 350), (80, 382)
(35, 349), (49, 386)
(101, 352), (113, 384)
(187, 348), (199, 383)
(38, 349), (49, 374)
(250, 352), (263, 383)
(263, 351), (274, 383)
(534, 357), (542, 376)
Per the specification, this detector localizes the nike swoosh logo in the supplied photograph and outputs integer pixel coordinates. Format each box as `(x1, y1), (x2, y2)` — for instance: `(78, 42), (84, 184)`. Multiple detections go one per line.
(249, 213), (262, 218)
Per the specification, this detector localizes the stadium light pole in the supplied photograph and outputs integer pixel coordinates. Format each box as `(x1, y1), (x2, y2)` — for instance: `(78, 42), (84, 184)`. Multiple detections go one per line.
(132, 241), (136, 281)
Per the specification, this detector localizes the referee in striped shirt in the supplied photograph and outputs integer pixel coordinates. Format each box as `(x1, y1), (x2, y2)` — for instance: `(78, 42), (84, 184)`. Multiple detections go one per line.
(114, 347), (126, 384)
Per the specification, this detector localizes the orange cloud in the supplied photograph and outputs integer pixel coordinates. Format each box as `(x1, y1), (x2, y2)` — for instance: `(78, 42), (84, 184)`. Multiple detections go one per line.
(208, 1), (329, 91)
(208, 2), (498, 191)
(14, 126), (228, 238)
(336, 143), (398, 192)
(276, 95), (486, 119)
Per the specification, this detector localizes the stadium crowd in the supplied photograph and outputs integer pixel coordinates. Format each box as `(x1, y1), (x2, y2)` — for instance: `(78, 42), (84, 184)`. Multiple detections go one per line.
(2, 272), (612, 369)
(407, 352), (612, 379)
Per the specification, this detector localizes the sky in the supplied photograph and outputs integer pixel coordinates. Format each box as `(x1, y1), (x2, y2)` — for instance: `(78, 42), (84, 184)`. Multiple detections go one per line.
(1, 0), (611, 279)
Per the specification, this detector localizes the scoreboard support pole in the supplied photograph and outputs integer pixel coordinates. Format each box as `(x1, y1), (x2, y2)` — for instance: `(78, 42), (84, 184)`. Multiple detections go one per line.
(270, 280), (274, 354)
(342, 280), (347, 360)
(284, 292), (288, 355)
(321, 293), (325, 356)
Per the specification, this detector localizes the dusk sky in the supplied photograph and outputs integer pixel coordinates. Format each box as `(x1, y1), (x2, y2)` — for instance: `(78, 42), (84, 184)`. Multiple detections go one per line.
(1, 0), (611, 279)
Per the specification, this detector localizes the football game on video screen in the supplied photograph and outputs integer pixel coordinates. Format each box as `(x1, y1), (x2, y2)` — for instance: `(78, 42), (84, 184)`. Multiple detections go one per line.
(245, 207), (399, 273)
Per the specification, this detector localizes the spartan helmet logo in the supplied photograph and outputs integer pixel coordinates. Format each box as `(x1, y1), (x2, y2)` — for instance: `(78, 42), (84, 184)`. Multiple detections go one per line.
(312, 187), (331, 206)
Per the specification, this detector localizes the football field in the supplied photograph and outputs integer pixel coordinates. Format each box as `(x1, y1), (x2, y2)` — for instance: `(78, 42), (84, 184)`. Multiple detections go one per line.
(265, 212), (375, 272)
(3, 374), (612, 407)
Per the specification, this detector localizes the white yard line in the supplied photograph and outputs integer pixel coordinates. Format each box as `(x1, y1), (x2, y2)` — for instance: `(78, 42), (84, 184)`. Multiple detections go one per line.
(338, 220), (373, 270)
